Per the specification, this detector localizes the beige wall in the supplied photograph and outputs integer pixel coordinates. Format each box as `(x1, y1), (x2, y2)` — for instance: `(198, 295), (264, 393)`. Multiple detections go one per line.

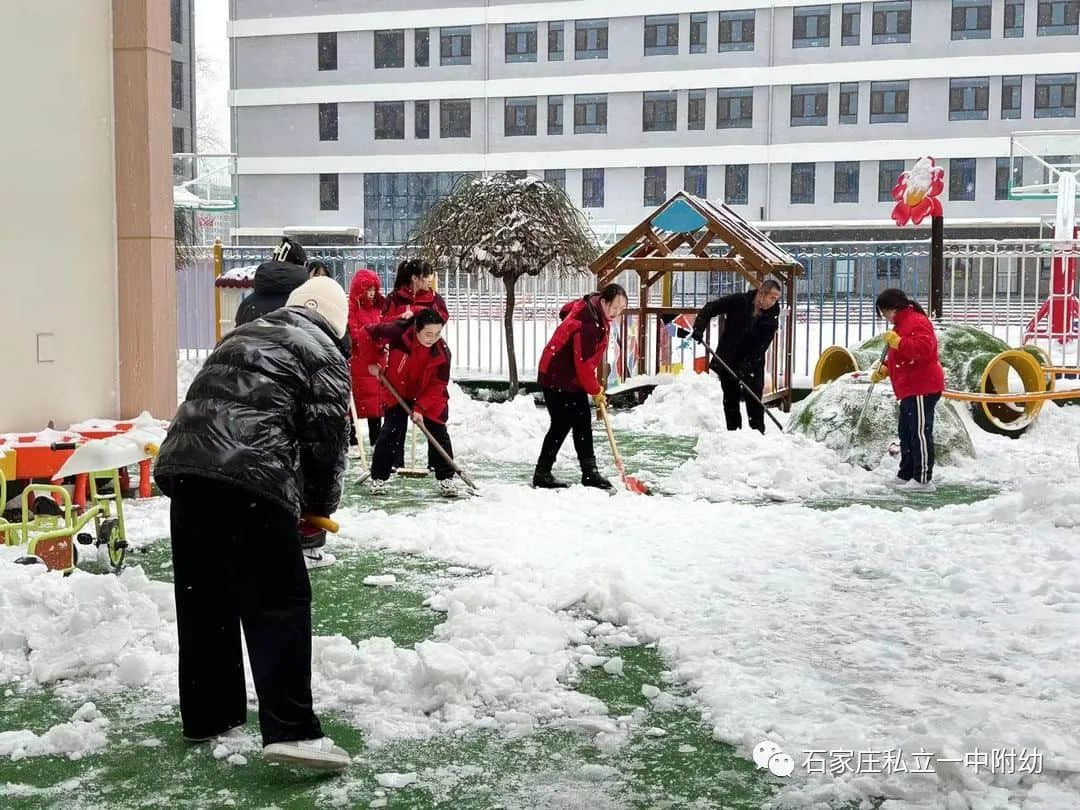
(2, 2), (119, 432)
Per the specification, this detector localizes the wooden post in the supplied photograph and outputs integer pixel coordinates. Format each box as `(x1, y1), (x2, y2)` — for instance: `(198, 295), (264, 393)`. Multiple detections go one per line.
(637, 271), (648, 375)
(930, 215), (944, 320)
(785, 272), (797, 410)
(213, 238), (223, 343)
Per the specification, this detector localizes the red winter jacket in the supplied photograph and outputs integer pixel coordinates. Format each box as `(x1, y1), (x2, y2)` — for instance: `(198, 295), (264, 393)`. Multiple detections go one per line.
(348, 269), (387, 418)
(882, 306), (946, 400)
(355, 320), (452, 424)
(537, 294), (610, 395)
(382, 287), (450, 324)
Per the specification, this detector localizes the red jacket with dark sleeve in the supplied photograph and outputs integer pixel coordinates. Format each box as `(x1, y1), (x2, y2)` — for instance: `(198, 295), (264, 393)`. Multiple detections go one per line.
(356, 320), (452, 424)
(348, 269), (387, 418)
(882, 306), (946, 400)
(382, 287), (450, 324)
(537, 294), (610, 395)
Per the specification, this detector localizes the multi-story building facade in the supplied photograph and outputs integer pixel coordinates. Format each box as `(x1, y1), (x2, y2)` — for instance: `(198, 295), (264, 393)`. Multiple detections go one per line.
(171, 0), (197, 156)
(229, 0), (1079, 243)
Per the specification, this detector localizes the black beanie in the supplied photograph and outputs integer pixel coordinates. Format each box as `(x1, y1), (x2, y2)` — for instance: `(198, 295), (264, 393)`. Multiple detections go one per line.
(273, 237), (307, 266)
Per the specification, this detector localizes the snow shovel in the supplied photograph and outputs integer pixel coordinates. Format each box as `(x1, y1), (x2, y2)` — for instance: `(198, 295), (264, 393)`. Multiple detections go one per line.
(844, 344), (891, 465)
(376, 371), (480, 494)
(596, 399), (650, 495)
(696, 340), (785, 431)
(348, 398), (368, 467)
(397, 423), (429, 478)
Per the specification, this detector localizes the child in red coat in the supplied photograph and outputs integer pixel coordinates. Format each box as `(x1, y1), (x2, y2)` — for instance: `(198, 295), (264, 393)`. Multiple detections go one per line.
(870, 288), (946, 491)
(354, 309), (458, 497)
(383, 259), (450, 323)
(348, 269), (386, 446)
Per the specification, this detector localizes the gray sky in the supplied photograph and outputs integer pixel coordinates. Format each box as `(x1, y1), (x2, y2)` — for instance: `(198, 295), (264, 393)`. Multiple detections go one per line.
(194, 0), (229, 153)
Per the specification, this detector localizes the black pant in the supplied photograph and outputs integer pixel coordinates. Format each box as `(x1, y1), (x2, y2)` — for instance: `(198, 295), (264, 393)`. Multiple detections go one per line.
(714, 359), (766, 433)
(371, 404), (454, 480)
(898, 393), (940, 483)
(537, 388), (595, 470)
(169, 476), (322, 746)
(366, 417), (382, 447)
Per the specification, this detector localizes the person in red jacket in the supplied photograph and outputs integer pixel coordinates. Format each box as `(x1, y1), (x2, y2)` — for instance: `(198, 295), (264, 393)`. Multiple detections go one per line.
(533, 283), (628, 490)
(355, 308), (458, 497)
(382, 259), (450, 323)
(348, 268), (386, 446)
(870, 288), (946, 492)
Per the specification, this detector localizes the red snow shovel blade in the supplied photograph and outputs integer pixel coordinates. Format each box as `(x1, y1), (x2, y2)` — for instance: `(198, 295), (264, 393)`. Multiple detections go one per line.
(623, 475), (650, 495)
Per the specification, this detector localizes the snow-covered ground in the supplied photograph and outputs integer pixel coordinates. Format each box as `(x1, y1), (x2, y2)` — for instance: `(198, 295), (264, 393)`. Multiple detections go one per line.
(3, 370), (1080, 808)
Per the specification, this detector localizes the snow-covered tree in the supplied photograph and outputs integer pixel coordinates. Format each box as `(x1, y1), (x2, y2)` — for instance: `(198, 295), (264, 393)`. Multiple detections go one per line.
(409, 174), (600, 399)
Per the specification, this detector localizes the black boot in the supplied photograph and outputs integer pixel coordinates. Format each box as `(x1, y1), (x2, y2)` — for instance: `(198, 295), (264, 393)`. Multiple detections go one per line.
(580, 460), (613, 490)
(532, 468), (570, 489)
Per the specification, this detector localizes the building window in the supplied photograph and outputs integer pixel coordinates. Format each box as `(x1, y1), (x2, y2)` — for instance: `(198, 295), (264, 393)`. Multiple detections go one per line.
(415, 28), (430, 66)
(374, 102), (405, 140)
(690, 13), (708, 52)
(374, 30), (405, 68)
(507, 170), (527, 181)
(793, 6), (831, 47)
(364, 172), (477, 243)
(320, 173), (339, 211)
(791, 84), (828, 126)
(415, 101), (430, 139)
(949, 158), (977, 200)
(504, 97), (537, 136)
(842, 3), (861, 44)
(583, 168), (605, 208)
(719, 10), (756, 51)
(996, 157), (1020, 199)
(440, 99), (472, 137)
(171, 61), (184, 110)
(319, 103), (338, 141)
(1001, 75), (1023, 119)
(790, 163), (816, 204)
(576, 19), (609, 59)
(545, 169), (566, 191)
(952, 0), (991, 38)
(1004, 0), (1025, 36)
(688, 89), (707, 130)
(717, 88), (754, 128)
(171, 0), (183, 43)
(834, 161), (860, 202)
(870, 80), (909, 123)
(876, 256), (902, 280)
(318, 32), (337, 70)
(1037, 0), (1080, 35)
(548, 20), (565, 60)
(878, 160), (904, 201)
(840, 82), (859, 123)
(872, 1), (912, 43)
(506, 22), (538, 62)
(547, 96), (564, 135)
(644, 167), (667, 206)
(643, 91), (678, 132)
(172, 126), (185, 154)
(725, 164), (749, 205)
(1035, 74), (1077, 117)
(949, 77), (990, 120)
(440, 26), (471, 65)
(574, 94), (608, 134)
(685, 165), (708, 197)
(644, 15), (679, 55)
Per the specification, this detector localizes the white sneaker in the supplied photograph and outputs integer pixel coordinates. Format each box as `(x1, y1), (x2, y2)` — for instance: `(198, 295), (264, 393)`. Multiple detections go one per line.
(438, 478), (458, 498)
(903, 479), (937, 493)
(263, 737), (350, 771)
(304, 550), (336, 570)
(368, 479), (388, 496)
(891, 476), (910, 489)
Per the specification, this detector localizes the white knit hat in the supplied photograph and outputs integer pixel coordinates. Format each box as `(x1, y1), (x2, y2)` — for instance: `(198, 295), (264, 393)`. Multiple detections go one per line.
(286, 276), (348, 338)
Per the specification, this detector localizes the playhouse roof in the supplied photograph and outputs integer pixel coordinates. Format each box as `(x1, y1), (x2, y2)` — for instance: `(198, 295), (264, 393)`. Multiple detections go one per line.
(590, 191), (803, 287)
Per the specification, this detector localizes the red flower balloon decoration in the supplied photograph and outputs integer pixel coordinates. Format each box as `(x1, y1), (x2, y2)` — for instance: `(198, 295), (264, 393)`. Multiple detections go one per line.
(891, 157), (945, 226)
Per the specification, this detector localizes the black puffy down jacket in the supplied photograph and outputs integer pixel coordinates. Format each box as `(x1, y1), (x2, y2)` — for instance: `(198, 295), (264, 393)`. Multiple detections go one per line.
(234, 261), (309, 327)
(156, 307), (351, 519)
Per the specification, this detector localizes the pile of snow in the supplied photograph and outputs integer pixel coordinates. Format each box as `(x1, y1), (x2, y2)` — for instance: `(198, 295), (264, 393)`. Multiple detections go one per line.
(445, 383), (547, 464)
(0, 702), (108, 761)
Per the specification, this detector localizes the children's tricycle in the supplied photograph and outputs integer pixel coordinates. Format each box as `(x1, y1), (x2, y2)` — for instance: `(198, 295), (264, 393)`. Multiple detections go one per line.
(1, 461), (129, 574)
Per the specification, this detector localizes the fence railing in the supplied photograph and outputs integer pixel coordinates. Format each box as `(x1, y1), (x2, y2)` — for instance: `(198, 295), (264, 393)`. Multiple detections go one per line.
(177, 239), (1080, 380)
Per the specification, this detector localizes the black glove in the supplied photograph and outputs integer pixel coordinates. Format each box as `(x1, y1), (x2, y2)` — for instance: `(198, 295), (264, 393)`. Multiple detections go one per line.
(692, 330), (704, 344)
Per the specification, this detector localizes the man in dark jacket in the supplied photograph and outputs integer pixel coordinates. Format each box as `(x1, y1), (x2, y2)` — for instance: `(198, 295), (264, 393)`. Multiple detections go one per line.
(155, 276), (352, 771)
(692, 280), (782, 433)
(234, 237), (309, 327)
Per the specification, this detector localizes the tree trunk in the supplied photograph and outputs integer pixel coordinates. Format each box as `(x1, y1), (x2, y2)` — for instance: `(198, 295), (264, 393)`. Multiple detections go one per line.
(503, 273), (520, 400)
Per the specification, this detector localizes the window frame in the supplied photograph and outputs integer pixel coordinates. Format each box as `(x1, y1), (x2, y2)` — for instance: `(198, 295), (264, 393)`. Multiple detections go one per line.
(415, 28), (430, 67)
(718, 10), (756, 51)
(574, 94), (608, 134)
(834, 161), (860, 203)
(440, 26), (472, 66)
(547, 95), (564, 135)
(583, 167), (605, 208)
(374, 101), (406, 140)
(319, 173), (339, 211)
(790, 84), (829, 127)
(684, 165), (708, 197)
(842, 3), (861, 44)
(688, 89), (707, 130)
(505, 22), (538, 62)
(717, 87), (754, 128)
(1004, 0), (1025, 36)
(878, 159), (905, 202)
(869, 80), (909, 123)
(440, 98), (473, 138)
(171, 60), (184, 110)
(793, 5), (832, 48)
(790, 162), (817, 205)
(318, 32), (338, 71)
(643, 91), (678, 133)
(949, 157), (977, 201)
(644, 166), (668, 206)
(1037, 0), (1080, 35)
(415, 100), (430, 139)
(548, 20), (565, 60)
(689, 13), (708, 53)
(1034, 73), (1077, 118)
(544, 168), (566, 192)
(575, 19), (609, 60)
(374, 29), (405, 69)
(948, 77), (990, 121)
(1001, 75), (1023, 119)
(318, 102), (338, 141)
(644, 14), (680, 56)
(872, 1), (912, 44)
(951, 0), (992, 40)
(504, 96), (538, 137)
(839, 82), (859, 124)
(725, 164), (750, 205)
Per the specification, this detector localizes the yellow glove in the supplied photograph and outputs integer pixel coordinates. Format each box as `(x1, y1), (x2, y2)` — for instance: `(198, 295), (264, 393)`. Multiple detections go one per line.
(593, 391), (607, 409)
(883, 330), (901, 349)
(870, 365), (889, 384)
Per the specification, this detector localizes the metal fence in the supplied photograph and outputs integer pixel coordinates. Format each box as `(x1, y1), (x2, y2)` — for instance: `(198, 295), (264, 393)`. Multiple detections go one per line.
(177, 239), (1080, 379)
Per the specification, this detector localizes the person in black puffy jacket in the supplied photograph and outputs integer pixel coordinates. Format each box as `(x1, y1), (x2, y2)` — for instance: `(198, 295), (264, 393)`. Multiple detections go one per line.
(233, 237), (309, 327)
(155, 276), (353, 770)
